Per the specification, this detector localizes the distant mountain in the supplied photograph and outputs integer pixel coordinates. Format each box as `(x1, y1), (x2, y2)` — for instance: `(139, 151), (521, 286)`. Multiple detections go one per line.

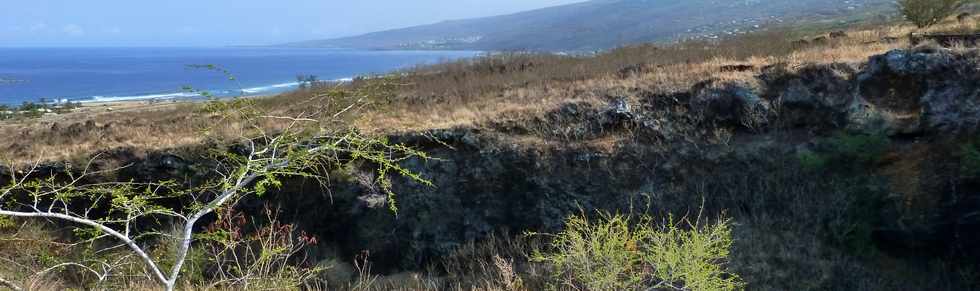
(289, 0), (894, 51)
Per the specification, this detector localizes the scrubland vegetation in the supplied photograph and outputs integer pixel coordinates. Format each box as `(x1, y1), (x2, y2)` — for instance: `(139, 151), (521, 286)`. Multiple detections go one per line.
(898, 0), (973, 28)
(0, 101), (81, 120)
(3, 4), (980, 291)
(6, 12), (971, 162)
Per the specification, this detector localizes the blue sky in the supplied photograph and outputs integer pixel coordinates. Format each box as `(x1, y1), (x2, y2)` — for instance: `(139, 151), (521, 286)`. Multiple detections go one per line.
(0, 0), (584, 47)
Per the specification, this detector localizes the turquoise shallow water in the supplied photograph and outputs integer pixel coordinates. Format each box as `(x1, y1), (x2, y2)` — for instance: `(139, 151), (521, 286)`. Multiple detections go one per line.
(0, 47), (479, 105)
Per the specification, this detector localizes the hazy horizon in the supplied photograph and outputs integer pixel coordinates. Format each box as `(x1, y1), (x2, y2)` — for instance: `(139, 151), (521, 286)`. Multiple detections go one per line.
(0, 0), (585, 47)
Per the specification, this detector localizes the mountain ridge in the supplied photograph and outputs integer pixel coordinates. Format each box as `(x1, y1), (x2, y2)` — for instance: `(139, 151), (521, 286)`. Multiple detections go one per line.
(289, 0), (895, 51)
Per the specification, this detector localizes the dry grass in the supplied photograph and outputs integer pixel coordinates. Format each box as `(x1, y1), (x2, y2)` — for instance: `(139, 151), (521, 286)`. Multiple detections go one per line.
(360, 17), (980, 134)
(3, 15), (980, 291)
(0, 88), (355, 163)
(357, 25), (918, 135)
(0, 103), (207, 162)
(0, 221), (542, 291)
(2, 16), (978, 164)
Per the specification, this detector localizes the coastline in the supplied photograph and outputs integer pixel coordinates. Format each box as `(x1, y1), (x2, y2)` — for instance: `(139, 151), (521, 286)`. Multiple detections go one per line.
(0, 46), (476, 108)
(0, 91), (279, 125)
(74, 90), (281, 114)
(6, 77), (357, 108)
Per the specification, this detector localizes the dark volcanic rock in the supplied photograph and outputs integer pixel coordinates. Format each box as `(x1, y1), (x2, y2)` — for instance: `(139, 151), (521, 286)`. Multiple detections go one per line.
(603, 96), (636, 127)
(760, 63), (855, 129)
(720, 64), (755, 72)
(8, 47), (980, 281)
(690, 80), (772, 130)
(337, 47), (980, 270)
(853, 47), (980, 134)
(279, 137), (666, 271)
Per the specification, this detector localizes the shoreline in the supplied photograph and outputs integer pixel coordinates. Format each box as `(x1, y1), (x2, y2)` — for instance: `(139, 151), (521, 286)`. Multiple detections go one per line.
(0, 92), (282, 125)
(75, 90), (281, 113)
(2, 77), (356, 108)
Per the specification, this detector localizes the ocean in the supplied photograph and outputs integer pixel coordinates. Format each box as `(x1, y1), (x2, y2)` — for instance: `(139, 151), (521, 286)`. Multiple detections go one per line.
(0, 47), (480, 105)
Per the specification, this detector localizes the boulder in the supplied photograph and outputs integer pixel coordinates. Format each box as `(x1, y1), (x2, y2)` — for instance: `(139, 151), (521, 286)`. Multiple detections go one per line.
(759, 63), (855, 128)
(602, 96), (635, 127)
(853, 47), (980, 134)
(690, 80), (771, 130)
(862, 46), (956, 76)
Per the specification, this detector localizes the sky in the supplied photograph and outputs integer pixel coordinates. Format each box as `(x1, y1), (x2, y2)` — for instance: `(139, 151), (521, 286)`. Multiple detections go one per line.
(0, 0), (585, 47)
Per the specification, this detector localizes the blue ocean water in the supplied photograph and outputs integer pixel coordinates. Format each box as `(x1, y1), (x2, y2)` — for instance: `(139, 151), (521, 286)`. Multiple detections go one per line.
(0, 47), (479, 105)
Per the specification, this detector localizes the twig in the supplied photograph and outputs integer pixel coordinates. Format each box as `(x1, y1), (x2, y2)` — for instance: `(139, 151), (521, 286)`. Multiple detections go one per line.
(258, 115), (318, 122)
(0, 275), (23, 291)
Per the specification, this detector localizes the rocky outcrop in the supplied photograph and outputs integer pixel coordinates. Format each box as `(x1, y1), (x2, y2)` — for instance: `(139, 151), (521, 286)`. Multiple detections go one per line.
(690, 80), (772, 130)
(270, 129), (668, 270)
(855, 46), (980, 135)
(692, 46), (980, 136)
(760, 62), (855, 129)
(311, 47), (980, 271)
(501, 46), (980, 141)
(5, 48), (980, 281)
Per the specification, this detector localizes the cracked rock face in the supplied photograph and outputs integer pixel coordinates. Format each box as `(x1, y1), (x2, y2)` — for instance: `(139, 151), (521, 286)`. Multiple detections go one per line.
(729, 46), (980, 136)
(854, 47), (980, 135)
(690, 80), (772, 130)
(261, 47), (980, 271)
(760, 63), (855, 128)
(6, 47), (980, 277)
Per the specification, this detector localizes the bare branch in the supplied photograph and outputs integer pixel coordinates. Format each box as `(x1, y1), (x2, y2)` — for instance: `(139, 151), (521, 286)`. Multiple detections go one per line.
(0, 275), (22, 291)
(34, 262), (108, 283)
(0, 210), (169, 285)
(0, 92), (432, 290)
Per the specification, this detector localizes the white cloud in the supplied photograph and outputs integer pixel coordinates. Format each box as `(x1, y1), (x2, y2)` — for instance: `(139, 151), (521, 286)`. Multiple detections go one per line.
(62, 24), (85, 37)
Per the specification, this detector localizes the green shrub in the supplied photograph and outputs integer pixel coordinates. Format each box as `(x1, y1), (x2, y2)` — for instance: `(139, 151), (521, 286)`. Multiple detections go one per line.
(797, 150), (828, 171)
(532, 212), (645, 290)
(960, 141), (980, 179)
(800, 132), (890, 172)
(0, 217), (13, 229)
(0, 105), (10, 120)
(897, 0), (972, 28)
(825, 179), (888, 254)
(531, 211), (743, 291)
(794, 132), (890, 252)
(644, 216), (742, 291)
(827, 132), (889, 165)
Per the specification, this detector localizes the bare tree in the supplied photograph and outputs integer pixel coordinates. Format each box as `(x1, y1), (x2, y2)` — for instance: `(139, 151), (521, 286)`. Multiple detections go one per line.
(898, 0), (973, 28)
(0, 95), (430, 290)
